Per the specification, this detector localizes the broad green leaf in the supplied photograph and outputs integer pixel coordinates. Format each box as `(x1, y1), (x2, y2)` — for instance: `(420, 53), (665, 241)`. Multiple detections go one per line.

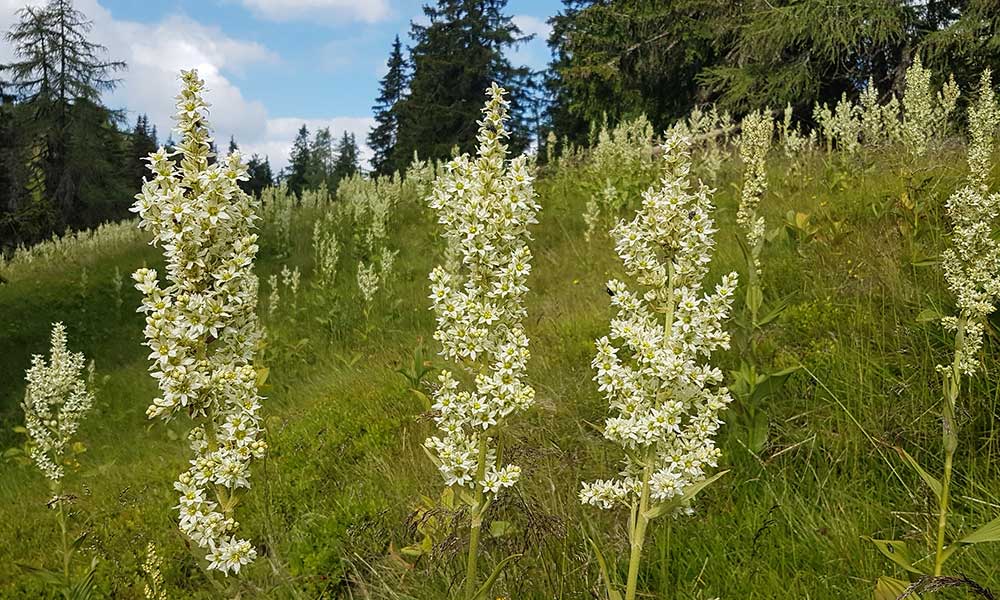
(489, 520), (514, 538)
(3, 447), (24, 458)
(874, 576), (916, 600)
(255, 366), (270, 387)
(644, 470), (729, 520)
(586, 537), (623, 600)
(757, 296), (791, 327)
(957, 514), (1000, 544)
(893, 447), (941, 500)
(916, 308), (942, 323)
(12, 426), (28, 434)
(471, 554), (521, 600)
(749, 366), (800, 404)
(866, 538), (923, 574)
(70, 531), (89, 553)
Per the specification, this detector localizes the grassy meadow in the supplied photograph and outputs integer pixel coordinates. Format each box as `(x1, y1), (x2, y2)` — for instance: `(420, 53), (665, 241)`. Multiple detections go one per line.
(2, 142), (1000, 599)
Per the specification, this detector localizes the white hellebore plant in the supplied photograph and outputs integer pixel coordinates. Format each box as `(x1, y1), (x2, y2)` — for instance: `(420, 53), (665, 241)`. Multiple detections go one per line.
(131, 70), (266, 576)
(425, 82), (540, 599)
(22, 322), (94, 483)
(581, 132), (737, 600)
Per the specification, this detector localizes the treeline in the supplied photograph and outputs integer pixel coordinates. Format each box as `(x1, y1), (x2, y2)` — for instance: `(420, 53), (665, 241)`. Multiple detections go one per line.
(4, 0), (1000, 247)
(0, 1), (282, 249)
(367, 0), (1000, 173)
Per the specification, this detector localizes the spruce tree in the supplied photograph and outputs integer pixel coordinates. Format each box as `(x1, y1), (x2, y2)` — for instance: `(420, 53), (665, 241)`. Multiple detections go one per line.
(286, 124), (311, 197)
(244, 154), (273, 198)
(368, 35), (407, 175)
(395, 0), (532, 163)
(333, 131), (360, 183)
(308, 126), (334, 189)
(1, 0), (127, 231)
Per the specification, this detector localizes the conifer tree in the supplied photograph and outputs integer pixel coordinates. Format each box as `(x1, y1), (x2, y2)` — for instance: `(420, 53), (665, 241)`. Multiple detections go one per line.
(395, 0), (532, 163)
(286, 124), (311, 197)
(368, 35), (407, 175)
(1, 0), (127, 231)
(333, 131), (360, 182)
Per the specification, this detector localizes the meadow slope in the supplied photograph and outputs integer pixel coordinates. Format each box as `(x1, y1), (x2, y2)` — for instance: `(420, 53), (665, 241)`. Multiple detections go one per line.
(1, 146), (999, 599)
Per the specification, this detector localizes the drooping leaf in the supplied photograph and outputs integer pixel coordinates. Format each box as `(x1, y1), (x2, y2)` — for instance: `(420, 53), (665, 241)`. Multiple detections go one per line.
(957, 514), (1000, 545)
(893, 447), (941, 500)
(644, 470), (729, 520)
(867, 538), (923, 574)
(874, 576), (916, 600)
(749, 366), (800, 404)
(586, 537), (623, 600)
(471, 554), (521, 600)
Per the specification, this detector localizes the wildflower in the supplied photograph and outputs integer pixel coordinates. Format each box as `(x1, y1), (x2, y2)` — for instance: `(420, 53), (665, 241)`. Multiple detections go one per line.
(130, 70), (265, 574)
(941, 69), (1000, 377)
(736, 110), (773, 275)
(580, 132), (737, 599)
(424, 83), (540, 598)
(357, 260), (380, 305)
(902, 55), (960, 158)
(142, 543), (166, 600)
(22, 322), (94, 482)
(313, 212), (340, 291)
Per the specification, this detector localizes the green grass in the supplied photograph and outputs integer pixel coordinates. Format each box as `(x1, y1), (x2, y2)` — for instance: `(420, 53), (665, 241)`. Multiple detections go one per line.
(1, 145), (999, 599)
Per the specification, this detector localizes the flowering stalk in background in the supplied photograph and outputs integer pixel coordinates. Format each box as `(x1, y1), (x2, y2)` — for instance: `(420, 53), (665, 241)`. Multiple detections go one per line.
(425, 82), (539, 600)
(580, 132), (737, 600)
(21, 321), (96, 589)
(869, 70), (1000, 590)
(933, 68), (999, 575)
(736, 110), (773, 329)
(131, 70), (266, 576)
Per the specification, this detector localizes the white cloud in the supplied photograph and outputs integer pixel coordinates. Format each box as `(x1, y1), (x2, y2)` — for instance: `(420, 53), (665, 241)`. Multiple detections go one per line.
(239, 0), (390, 24)
(512, 14), (551, 40)
(510, 14), (552, 72)
(1, 0), (370, 172)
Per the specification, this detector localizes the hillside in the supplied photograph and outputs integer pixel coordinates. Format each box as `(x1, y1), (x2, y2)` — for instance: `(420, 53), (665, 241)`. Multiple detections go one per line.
(1, 133), (999, 599)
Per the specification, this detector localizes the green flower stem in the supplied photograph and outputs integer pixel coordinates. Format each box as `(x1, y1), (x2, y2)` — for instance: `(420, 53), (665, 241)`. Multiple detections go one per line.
(625, 460), (653, 600)
(57, 492), (70, 583)
(464, 435), (489, 600)
(934, 316), (965, 576)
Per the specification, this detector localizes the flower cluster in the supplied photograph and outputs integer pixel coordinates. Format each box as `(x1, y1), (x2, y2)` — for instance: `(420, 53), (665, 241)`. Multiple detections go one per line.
(261, 183), (294, 257)
(1, 219), (144, 284)
(357, 260), (380, 305)
(859, 77), (900, 146)
(580, 132), (738, 511)
(669, 105), (735, 183)
(902, 55), (959, 158)
(130, 70), (266, 575)
(736, 110), (773, 272)
(142, 543), (166, 600)
(425, 83), (540, 495)
(779, 103), (815, 161)
(941, 69), (1000, 376)
(312, 211), (340, 292)
(21, 322), (94, 482)
(584, 115), (657, 239)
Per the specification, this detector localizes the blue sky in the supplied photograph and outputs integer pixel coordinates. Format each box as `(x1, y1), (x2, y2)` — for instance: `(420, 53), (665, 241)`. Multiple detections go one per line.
(0, 0), (563, 169)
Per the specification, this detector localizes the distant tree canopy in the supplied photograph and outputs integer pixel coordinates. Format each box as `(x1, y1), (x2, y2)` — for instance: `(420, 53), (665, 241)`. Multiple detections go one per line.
(369, 35), (408, 175)
(393, 0), (533, 164)
(546, 0), (1000, 145)
(0, 0), (131, 246)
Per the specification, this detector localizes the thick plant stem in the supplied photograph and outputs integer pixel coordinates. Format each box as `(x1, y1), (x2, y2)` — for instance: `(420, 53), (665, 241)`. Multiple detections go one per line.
(58, 495), (70, 582)
(934, 318), (965, 576)
(464, 436), (489, 600)
(625, 462), (653, 600)
(933, 449), (955, 576)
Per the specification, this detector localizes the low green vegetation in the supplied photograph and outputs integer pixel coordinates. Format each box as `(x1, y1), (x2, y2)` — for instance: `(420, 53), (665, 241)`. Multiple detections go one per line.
(1, 123), (998, 597)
